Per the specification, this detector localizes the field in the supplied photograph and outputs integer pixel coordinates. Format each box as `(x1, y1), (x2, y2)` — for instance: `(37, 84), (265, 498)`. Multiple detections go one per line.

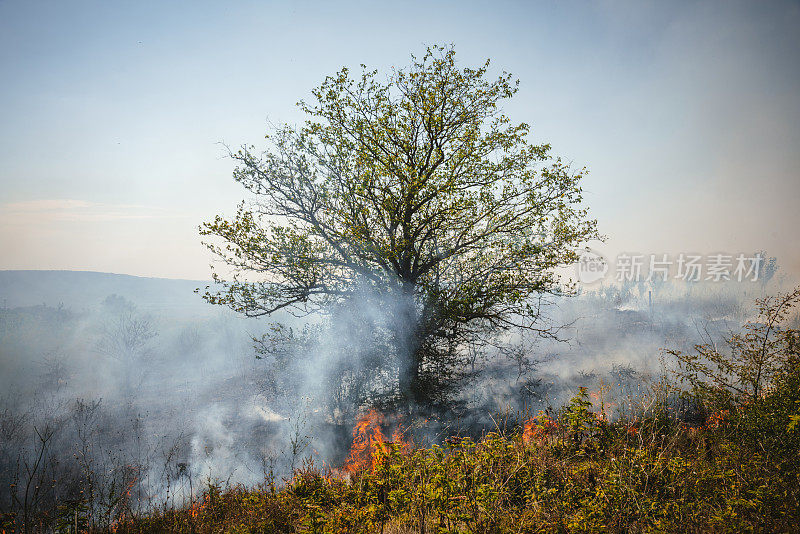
(105, 373), (800, 533)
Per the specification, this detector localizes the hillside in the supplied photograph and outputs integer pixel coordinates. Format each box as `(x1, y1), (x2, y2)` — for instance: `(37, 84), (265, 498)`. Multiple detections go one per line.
(0, 270), (210, 314)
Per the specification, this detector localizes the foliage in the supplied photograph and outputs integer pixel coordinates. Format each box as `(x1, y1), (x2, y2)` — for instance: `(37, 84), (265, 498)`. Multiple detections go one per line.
(103, 289), (800, 533)
(108, 376), (800, 533)
(669, 286), (800, 403)
(201, 45), (599, 408)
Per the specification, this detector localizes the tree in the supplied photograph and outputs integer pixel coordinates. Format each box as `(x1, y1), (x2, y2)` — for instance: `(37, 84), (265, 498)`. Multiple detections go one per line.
(95, 305), (157, 399)
(202, 46), (599, 413)
(670, 286), (800, 403)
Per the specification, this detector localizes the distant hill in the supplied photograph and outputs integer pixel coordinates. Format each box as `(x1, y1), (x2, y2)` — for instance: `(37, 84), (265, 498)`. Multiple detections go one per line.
(0, 270), (213, 314)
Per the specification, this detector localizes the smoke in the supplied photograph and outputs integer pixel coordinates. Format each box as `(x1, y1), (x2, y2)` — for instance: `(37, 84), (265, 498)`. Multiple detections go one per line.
(0, 269), (790, 525)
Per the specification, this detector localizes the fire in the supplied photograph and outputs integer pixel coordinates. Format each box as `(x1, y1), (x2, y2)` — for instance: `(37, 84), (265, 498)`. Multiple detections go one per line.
(109, 468), (138, 532)
(707, 409), (729, 429)
(341, 409), (410, 474)
(189, 493), (209, 518)
(522, 411), (558, 445)
(522, 418), (538, 445)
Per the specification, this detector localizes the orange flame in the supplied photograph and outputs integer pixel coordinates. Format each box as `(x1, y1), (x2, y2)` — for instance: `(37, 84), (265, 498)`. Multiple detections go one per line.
(110, 469), (138, 531)
(341, 409), (410, 474)
(189, 493), (209, 518)
(522, 418), (538, 445)
(707, 409), (729, 429)
(523, 411), (559, 445)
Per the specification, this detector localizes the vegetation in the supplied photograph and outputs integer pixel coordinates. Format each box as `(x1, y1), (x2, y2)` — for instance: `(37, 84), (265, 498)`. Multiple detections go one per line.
(100, 288), (800, 533)
(104, 376), (800, 533)
(5, 42), (797, 533)
(201, 45), (598, 410)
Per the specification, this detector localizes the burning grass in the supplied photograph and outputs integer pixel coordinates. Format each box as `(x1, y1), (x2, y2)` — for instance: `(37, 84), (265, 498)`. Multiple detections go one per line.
(340, 408), (412, 476)
(102, 378), (800, 534)
(20, 287), (800, 533)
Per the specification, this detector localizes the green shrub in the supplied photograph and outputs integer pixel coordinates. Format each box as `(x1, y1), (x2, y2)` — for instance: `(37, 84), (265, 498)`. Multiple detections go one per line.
(104, 289), (800, 533)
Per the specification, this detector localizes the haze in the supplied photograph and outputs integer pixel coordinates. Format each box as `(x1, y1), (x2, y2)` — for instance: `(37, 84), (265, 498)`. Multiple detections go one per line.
(1, 0), (798, 281)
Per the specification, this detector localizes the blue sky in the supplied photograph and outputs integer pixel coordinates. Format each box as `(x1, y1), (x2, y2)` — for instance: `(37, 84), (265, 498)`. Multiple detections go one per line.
(1, 0), (798, 280)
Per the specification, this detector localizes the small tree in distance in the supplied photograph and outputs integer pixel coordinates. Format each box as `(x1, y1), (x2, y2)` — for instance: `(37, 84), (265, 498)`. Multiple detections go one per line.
(670, 286), (800, 403)
(201, 45), (599, 414)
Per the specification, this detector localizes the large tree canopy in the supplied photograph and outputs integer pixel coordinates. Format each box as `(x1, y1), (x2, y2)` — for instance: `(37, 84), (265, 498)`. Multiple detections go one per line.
(202, 46), (598, 411)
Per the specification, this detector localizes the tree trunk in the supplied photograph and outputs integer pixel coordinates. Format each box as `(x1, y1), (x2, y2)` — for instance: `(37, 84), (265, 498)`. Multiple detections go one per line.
(395, 282), (423, 413)
(398, 349), (421, 404)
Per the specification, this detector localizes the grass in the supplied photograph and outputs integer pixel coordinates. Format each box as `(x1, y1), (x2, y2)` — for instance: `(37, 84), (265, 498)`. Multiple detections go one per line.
(105, 380), (800, 533)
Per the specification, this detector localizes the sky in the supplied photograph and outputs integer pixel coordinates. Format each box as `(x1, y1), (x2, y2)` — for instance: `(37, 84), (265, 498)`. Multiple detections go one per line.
(0, 0), (798, 281)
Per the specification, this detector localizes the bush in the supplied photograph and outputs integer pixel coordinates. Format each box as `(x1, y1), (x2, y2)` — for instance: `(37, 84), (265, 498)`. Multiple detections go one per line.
(33, 289), (800, 532)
